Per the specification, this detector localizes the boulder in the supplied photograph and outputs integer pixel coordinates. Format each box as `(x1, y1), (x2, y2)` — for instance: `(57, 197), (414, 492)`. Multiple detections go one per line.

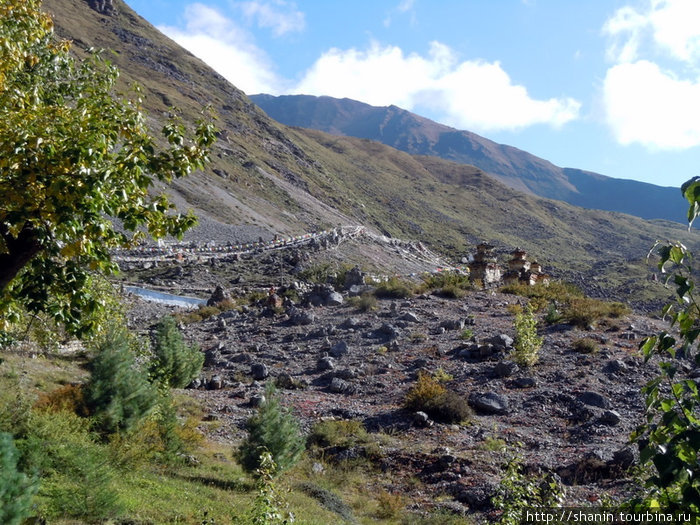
(469, 392), (510, 415)
(250, 363), (269, 380)
(326, 292), (344, 306)
(207, 285), (231, 307)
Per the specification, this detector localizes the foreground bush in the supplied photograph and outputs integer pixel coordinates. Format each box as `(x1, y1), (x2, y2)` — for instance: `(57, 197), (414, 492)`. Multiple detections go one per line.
(150, 316), (203, 388)
(0, 432), (37, 525)
(85, 327), (158, 434)
(404, 372), (471, 423)
(20, 411), (121, 521)
(418, 271), (473, 298)
(238, 383), (305, 475)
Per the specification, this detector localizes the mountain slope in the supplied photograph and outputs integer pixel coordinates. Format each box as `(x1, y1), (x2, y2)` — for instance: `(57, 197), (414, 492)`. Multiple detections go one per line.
(251, 94), (685, 223)
(40, 0), (696, 308)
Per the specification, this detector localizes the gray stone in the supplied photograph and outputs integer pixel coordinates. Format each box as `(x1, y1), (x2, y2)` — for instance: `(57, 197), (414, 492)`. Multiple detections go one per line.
(488, 334), (514, 349)
(413, 411), (433, 428)
(578, 391), (610, 409)
(250, 394), (266, 407)
(289, 307), (315, 326)
(513, 377), (537, 388)
(208, 375), (224, 390)
(440, 319), (465, 331)
(317, 356), (336, 371)
(603, 359), (627, 374)
(207, 285), (231, 306)
(344, 266), (365, 288)
(600, 409), (621, 425)
(251, 363), (269, 380)
(494, 360), (519, 378)
(399, 312), (421, 323)
(611, 446), (636, 470)
(469, 392), (510, 415)
(326, 292), (344, 306)
(329, 377), (355, 394)
(330, 341), (349, 358)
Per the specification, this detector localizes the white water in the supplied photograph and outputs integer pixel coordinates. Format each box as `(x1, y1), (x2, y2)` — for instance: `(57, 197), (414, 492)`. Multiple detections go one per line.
(125, 286), (206, 308)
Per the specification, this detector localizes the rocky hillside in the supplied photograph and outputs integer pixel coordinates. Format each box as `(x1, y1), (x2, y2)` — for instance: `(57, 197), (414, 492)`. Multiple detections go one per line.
(251, 94), (686, 223)
(42, 0), (697, 308)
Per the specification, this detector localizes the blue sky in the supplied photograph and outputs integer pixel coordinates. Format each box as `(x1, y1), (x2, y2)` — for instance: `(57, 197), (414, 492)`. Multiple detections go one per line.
(123, 0), (700, 189)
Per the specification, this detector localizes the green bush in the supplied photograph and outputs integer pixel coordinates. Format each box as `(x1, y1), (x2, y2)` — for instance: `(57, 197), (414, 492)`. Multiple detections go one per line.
(563, 298), (630, 328)
(419, 271), (473, 298)
(238, 383), (305, 475)
(347, 292), (378, 312)
(492, 454), (563, 525)
(19, 411), (121, 521)
(84, 327), (158, 434)
(0, 432), (37, 525)
(150, 316), (203, 388)
(404, 372), (471, 423)
(307, 419), (369, 449)
(374, 276), (415, 299)
(512, 303), (542, 367)
(572, 337), (599, 354)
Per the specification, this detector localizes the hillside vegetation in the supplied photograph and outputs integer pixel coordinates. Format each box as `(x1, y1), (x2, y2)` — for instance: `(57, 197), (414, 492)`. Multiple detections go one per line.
(41, 0), (697, 308)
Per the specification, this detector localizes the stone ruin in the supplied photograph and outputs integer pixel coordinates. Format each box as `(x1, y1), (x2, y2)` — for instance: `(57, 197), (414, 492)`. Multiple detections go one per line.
(468, 243), (502, 287)
(468, 244), (549, 288)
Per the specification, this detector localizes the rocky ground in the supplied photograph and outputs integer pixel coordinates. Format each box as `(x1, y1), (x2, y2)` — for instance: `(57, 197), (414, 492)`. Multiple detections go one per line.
(120, 235), (675, 520)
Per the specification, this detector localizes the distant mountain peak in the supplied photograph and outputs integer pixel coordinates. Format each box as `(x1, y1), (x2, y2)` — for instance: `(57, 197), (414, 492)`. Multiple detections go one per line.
(251, 94), (685, 223)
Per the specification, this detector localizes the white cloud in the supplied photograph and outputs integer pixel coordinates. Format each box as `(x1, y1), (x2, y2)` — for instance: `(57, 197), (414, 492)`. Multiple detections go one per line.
(602, 0), (700, 149)
(236, 0), (305, 36)
(603, 60), (700, 149)
(158, 3), (282, 95)
(292, 41), (580, 132)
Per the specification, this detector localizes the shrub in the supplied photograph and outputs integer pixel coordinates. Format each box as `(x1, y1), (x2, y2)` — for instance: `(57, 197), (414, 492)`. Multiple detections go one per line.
(572, 337), (599, 354)
(376, 489), (405, 519)
(404, 372), (471, 423)
(419, 271), (472, 298)
(492, 454), (563, 525)
(238, 383), (305, 475)
(150, 316), (203, 388)
(19, 411), (122, 521)
(460, 328), (475, 340)
(347, 292), (377, 312)
(34, 383), (89, 417)
(374, 276), (415, 299)
(512, 303), (542, 367)
(307, 419), (369, 449)
(501, 280), (583, 311)
(544, 301), (563, 324)
(564, 298), (630, 328)
(0, 432), (37, 525)
(84, 326), (158, 434)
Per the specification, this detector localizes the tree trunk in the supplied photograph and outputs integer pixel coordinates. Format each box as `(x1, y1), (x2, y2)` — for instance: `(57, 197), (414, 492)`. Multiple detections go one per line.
(0, 223), (42, 293)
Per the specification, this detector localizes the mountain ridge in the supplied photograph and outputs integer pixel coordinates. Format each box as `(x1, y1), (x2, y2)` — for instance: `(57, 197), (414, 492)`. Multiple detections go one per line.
(250, 94), (685, 223)
(39, 0), (697, 308)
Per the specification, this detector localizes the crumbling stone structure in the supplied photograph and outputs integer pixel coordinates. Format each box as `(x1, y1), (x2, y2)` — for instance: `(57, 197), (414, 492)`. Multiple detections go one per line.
(470, 245), (549, 288)
(468, 243), (502, 287)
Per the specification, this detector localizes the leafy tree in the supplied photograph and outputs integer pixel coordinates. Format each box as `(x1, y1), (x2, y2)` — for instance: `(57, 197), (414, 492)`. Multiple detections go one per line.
(0, 432), (38, 525)
(238, 383), (305, 475)
(150, 315), (203, 388)
(84, 326), (158, 434)
(631, 176), (700, 511)
(0, 0), (216, 336)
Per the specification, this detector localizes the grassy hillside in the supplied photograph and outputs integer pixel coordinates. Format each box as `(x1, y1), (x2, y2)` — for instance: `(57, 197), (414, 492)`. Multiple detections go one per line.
(252, 94), (687, 223)
(41, 0), (697, 307)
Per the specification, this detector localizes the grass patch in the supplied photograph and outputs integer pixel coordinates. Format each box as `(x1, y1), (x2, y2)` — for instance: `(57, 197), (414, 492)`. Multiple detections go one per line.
(373, 276), (416, 299)
(418, 271), (473, 298)
(572, 337), (600, 354)
(347, 292), (378, 312)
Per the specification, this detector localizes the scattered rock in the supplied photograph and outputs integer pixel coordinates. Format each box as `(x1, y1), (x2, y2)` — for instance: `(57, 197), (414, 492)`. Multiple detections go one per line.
(494, 360), (518, 378)
(251, 363), (269, 380)
(578, 391), (610, 409)
(329, 341), (349, 358)
(469, 392), (510, 415)
(207, 285), (231, 306)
